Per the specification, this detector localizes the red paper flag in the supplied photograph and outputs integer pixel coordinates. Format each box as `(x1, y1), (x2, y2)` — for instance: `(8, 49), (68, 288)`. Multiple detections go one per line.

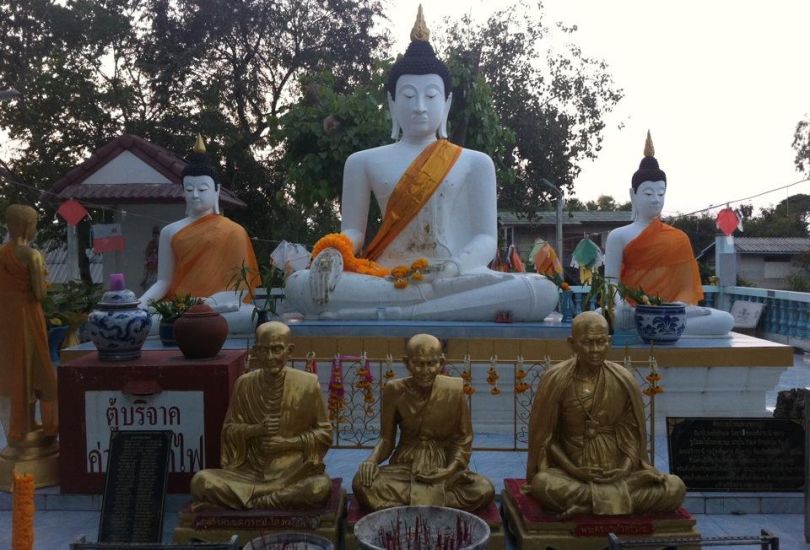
(715, 207), (741, 236)
(92, 224), (125, 253)
(56, 199), (89, 226)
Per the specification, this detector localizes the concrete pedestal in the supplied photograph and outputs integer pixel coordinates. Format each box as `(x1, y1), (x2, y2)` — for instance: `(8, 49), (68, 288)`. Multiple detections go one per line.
(501, 479), (699, 550)
(172, 479), (345, 548)
(57, 349), (246, 493)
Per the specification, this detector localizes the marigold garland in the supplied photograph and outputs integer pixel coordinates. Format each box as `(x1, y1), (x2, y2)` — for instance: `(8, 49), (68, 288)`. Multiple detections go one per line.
(311, 233), (389, 277)
(12, 473), (34, 550)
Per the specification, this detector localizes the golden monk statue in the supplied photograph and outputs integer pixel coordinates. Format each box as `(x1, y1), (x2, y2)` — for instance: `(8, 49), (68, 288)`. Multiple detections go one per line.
(139, 135), (260, 334)
(190, 321), (332, 510)
(525, 311), (685, 518)
(353, 334), (494, 511)
(0, 204), (59, 489)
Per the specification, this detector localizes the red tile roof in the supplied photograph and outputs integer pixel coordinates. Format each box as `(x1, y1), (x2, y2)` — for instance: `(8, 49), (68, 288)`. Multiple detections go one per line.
(49, 134), (246, 208)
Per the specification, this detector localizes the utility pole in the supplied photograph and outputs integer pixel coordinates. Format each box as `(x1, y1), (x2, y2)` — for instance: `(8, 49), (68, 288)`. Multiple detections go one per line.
(540, 178), (565, 268)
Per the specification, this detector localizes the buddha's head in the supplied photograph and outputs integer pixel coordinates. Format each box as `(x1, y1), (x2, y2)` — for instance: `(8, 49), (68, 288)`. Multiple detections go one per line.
(404, 333), (445, 390)
(387, 6), (452, 141)
(569, 311), (611, 369)
(253, 321), (294, 375)
(5, 204), (38, 241)
(630, 131), (667, 221)
(182, 135), (221, 217)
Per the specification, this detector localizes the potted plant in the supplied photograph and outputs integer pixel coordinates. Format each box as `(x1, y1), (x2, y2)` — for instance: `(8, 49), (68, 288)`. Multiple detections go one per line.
(149, 294), (201, 346)
(584, 272), (620, 333)
(228, 261), (285, 326)
(619, 284), (686, 345)
(43, 280), (103, 360)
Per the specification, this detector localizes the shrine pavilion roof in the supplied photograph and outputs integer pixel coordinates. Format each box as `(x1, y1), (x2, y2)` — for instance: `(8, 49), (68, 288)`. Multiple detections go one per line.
(734, 237), (810, 255)
(49, 134), (247, 208)
(498, 210), (633, 226)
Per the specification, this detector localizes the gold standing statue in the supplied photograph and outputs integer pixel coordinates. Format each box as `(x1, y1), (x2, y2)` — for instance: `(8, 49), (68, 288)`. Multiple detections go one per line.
(352, 334), (494, 511)
(525, 311), (685, 518)
(0, 204), (59, 490)
(190, 321), (332, 510)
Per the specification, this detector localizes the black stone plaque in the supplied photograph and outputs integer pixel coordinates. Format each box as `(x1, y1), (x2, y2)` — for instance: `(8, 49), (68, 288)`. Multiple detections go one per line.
(98, 430), (172, 542)
(667, 417), (805, 491)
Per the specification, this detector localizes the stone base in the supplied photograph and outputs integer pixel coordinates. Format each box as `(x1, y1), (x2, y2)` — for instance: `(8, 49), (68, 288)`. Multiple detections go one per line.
(171, 479), (345, 548)
(501, 479), (700, 550)
(343, 494), (505, 550)
(0, 441), (59, 491)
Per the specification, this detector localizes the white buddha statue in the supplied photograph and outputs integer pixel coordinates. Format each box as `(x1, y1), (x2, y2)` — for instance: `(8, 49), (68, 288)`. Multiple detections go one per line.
(284, 8), (558, 321)
(139, 136), (260, 334)
(604, 133), (734, 336)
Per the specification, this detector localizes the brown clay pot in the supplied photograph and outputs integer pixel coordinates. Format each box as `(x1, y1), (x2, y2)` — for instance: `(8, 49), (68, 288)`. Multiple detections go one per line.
(174, 303), (228, 359)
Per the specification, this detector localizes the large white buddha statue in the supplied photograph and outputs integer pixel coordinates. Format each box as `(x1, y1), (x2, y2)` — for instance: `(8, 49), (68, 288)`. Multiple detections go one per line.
(604, 133), (734, 336)
(139, 136), (260, 334)
(285, 8), (558, 321)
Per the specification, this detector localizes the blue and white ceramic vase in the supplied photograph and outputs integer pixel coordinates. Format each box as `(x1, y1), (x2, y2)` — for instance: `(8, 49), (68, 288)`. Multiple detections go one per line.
(634, 303), (687, 345)
(88, 286), (151, 361)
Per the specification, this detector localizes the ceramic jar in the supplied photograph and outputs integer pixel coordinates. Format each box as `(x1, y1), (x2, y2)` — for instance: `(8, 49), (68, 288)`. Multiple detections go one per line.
(88, 288), (152, 361)
(634, 303), (687, 345)
(174, 303), (228, 359)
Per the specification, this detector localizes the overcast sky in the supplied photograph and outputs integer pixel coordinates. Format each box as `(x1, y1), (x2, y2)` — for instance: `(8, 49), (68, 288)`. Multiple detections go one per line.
(388, 0), (810, 216)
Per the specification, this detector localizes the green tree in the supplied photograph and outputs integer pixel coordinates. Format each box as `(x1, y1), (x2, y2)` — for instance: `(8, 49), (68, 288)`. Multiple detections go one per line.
(742, 195), (810, 237)
(438, 1), (623, 216)
(0, 0), (387, 255)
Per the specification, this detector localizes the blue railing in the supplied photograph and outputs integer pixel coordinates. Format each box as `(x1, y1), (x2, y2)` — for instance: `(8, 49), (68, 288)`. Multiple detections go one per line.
(560, 284), (810, 347)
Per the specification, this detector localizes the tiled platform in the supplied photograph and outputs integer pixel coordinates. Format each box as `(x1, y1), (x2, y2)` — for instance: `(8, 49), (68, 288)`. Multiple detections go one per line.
(2, 352), (807, 548)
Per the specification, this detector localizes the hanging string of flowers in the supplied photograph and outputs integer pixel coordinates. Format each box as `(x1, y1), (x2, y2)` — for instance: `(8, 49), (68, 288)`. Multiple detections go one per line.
(328, 355), (345, 423)
(515, 356), (530, 394)
(643, 355), (664, 397)
(486, 356), (501, 395)
(383, 354), (395, 384)
(354, 353), (376, 416)
(305, 351), (318, 375)
(461, 355), (475, 395)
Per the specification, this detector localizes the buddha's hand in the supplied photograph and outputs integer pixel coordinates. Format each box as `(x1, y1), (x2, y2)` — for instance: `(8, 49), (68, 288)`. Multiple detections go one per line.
(262, 435), (298, 454)
(414, 466), (455, 484)
(593, 466), (631, 484)
(570, 466), (602, 483)
(357, 461), (379, 486)
(310, 248), (344, 305)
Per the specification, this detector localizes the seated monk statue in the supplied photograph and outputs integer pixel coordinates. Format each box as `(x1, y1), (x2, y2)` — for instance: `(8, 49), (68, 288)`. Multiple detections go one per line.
(0, 205), (58, 487)
(284, 7), (558, 321)
(139, 135), (260, 334)
(190, 321), (332, 510)
(525, 311), (685, 518)
(353, 333), (494, 511)
(604, 132), (733, 336)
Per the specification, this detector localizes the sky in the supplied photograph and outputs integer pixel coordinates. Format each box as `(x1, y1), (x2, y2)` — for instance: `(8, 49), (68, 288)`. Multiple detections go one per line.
(387, 0), (810, 216)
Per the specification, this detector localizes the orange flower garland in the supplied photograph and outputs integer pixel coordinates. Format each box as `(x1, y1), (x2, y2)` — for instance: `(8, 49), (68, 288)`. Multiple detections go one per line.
(13, 473), (34, 550)
(311, 233), (389, 277)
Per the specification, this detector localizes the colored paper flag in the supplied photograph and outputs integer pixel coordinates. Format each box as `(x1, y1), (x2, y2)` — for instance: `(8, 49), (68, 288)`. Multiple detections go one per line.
(56, 199), (89, 226)
(92, 224), (125, 253)
(715, 207), (742, 237)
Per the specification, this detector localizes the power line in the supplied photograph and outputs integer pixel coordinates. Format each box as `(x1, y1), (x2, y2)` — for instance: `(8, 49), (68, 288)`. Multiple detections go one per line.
(669, 177), (810, 218)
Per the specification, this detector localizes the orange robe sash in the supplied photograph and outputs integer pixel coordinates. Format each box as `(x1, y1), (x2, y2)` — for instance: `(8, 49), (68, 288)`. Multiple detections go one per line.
(363, 139), (462, 261)
(0, 244), (56, 441)
(621, 218), (704, 304)
(167, 214), (260, 303)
